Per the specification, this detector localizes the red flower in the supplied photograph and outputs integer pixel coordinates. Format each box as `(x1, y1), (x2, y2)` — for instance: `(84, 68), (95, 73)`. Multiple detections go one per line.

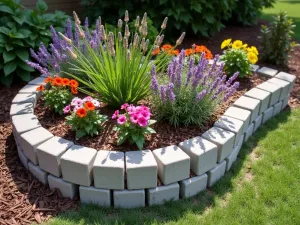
(44, 76), (52, 83)
(62, 78), (70, 86)
(84, 101), (95, 111)
(76, 108), (87, 118)
(36, 85), (45, 91)
(52, 77), (63, 86)
(70, 79), (79, 88)
(71, 86), (78, 94)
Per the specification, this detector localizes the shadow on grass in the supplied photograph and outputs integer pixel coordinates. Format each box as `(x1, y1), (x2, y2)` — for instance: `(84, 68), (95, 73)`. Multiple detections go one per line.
(46, 108), (292, 225)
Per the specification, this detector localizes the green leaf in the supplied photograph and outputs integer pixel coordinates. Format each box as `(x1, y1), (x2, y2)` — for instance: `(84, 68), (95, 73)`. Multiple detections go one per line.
(117, 132), (128, 145)
(0, 26), (10, 35)
(17, 70), (31, 81)
(17, 60), (34, 72)
(192, 3), (202, 13)
(4, 61), (17, 76)
(3, 51), (16, 63)
(148, 120), (156, 126)
(36, 0), (48, 12)
(0, 5), (14, 14)
(5, 44), (13, 51)
(18, 29), (31, 38)
(15, 48), (29, 61)
(135, 136), (145, 150)
(12, 15), (25, 25)
(75, 129), (86, 140)
(145, 127), (156, 134)
(0, 74), (14, 86)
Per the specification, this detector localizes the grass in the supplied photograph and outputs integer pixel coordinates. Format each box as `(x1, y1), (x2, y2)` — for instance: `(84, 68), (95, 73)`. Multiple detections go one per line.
(42, 108), (300, 225)
(260, 0), (300, 40)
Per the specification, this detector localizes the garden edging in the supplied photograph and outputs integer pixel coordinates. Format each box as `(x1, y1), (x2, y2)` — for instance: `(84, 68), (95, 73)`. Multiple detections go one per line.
(10, 66), (296, 208)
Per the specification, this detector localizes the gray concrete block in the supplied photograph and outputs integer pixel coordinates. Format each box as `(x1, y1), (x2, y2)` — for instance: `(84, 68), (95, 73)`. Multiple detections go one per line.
(262, 107), (274, 124)
(28, 162), (48, 184)
(267, 78), (290, 101)
(207, 161), (226, 187)
(275, 72), (296, 93)
(113, 189), (145, 208)
(178, 137), (218, 175)
(256, 82), (281, 106)
(225, 134), (244, 171)
(17, 144), (29, 170)
(179, 174), (207, 198)
(12, 93), (37, 106)
(250, 64), (259, 72)
(244, 88), (271, 114)
(244, 123), (254, 143)
(253, 114), (263, 132)
(18, 84), (42, 98)
(79, 186), (111, 207)
(48, 174), (78, 199)
(28, 77), (46, 85)
(281, 94), (290, 110)
(147, 183), (179, 206)
(273, 101), (283, 117)
(10, 103), (33, 118)
(258, 67), (278, 77)
(93, 151), (125, 190)
(202, 127), (235, 163)
(224, 107), (251, 133)
(233, 96), (260, 123)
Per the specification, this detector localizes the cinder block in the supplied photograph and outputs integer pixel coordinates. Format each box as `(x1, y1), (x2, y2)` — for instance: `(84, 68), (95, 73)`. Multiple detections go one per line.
(262, 107), (274, 124)
(20, 127), (53, 165)
(207, 161), (226, 187)
(256, 82), (281, 106)
(28, 162), (48, 184)
(28, 77), (46, 85)
(17, 144), (29, 170)
(126, 150), (157, 190)
(225, 135), (244, 171)
(233, 96), (260, 123)
(113, 189), (145, 208)
(273, 101), (283, 117)
(244, 123), (254, 143)
(250, 64), (259, 72)
(275, 72), (296, 93)
(18, 84), (42, 98)
(253, 114), (263, 132)
(37, 137), (74, 177)
(48, 174), (78, 199)
(258, 67), (278, 77)
(244, 88), (271, 114)
(224, 107), (251, 133)
(60, 145), (97, 186)
(202, 127), (235, 163)
(79, 186), (111, 207)
(178, 137), (217, 175)
(179, 174), (207, 198)
(147, 183), (179, 206)
(214, 116), (244, 147)
(10, 103), (33, 118)
(281, 94), (290, 110)
(268, 78), (290, 101)
(93, 151), (125, 190)
(152, 145), (190, 185)
(12, 93), (37, 106)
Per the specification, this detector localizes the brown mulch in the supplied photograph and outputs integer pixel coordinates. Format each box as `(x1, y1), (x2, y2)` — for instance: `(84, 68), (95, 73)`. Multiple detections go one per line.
(0, 21), (300, 224)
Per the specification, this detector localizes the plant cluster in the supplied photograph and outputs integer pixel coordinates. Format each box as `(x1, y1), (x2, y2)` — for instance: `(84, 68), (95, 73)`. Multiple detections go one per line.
(112, 104), (156, 149)
(36, 76), (78, 114)
(65, 96), (108, 139)
(220, 39), (259, 78)
(151, 50), (240, 127)
(259, 11), (298, 66)
(0, 0), (69, 86)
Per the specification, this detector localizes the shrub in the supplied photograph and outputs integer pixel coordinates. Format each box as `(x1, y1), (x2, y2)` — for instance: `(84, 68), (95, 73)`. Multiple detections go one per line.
(220, 39), (259, 78)
(259, 11), (298, 66)
(0, 0), (69, 86)
(112, 104), (156, 150)
(151, 50), (240, 127)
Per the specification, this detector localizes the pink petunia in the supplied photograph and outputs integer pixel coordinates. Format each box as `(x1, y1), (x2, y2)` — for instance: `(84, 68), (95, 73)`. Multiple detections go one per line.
(127, 105), (136, 115)
(63, 105), (71, 114)
(130, 113), (139, 124)
(91, 99), (100, 107)
(83, 96), (93, 102)
(137, 116), (148, 127)
(140, 110), (151, 120)
(117, 115), (127, 125)
(71, 97), (82, 106)
(112, 110), (119, 119)
(121, 103), (129, 109)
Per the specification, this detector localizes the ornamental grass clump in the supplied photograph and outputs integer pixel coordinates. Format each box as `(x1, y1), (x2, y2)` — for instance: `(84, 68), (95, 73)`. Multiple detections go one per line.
(151, 50), (240, 127)
(65, 96), (108, 139)
(112, 103), (156, 150)
(220, 39), (259, 78)
(36, 76), (78, 114)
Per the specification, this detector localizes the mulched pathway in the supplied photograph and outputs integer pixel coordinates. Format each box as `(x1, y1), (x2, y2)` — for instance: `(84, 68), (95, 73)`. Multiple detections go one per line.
(0, 21), (300, 224)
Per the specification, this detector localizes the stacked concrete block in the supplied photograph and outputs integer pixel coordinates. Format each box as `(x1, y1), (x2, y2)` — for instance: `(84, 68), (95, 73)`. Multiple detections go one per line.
(17, 145), (29, 170)
(233, 96), (260, 123)
(10, 103), (33, 118)
(12, 93), (37, 106)
(147, 183), (179, 206)
(244, 123), (254, 142)
(282, 94), (290, 110)
(273, 101), (283, 116)
(18, 84), (42, 98)
(48, 174), (78, 199)
(256, 82), (281, 106)
(179, 174), (207, 198)
(267, 78), (290, 101)
(253, 114), (263, 132)
(79, 186), (111, 207)
(275, 72), (296, 93)
(28, 162), (48, 184)
(225, 135), (244, 171)
(262, 107), (274, 124)
(207, 161), (226, 187)
(113, 189), (145, 208)
(224, 107), (251, 133)
(250, 64), (259, 72)
(257, 67), (278, 77)
(244, 88), (271, 114)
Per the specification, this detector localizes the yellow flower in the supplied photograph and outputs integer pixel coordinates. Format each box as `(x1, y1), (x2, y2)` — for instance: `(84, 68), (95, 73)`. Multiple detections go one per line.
(221, 38), (232, 49)
(242, 43), (248, 50)
(248, 52), (258, 64)
(250, 46), (259, 55)
(232, 40), (243, 49)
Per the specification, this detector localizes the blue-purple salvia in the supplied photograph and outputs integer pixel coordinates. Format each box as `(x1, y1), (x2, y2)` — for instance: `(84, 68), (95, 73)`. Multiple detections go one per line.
(160, 85), (167, 102)
(150, 65), (159, 94)
(25, 61), (48, 75)
(223, 82), (240, 101)
(185, 56), (194, 86)
(176, 50), (185, 87)
(167, 83), (175, 102)
(66, 18), (73, 40)
(226, 72), (239, 87)
(196, 89), (207, 102)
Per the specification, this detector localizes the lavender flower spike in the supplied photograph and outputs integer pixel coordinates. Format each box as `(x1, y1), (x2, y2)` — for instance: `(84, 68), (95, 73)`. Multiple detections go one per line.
(160, 85), (167, 102)
(196, 89), (207, 102)
(167, 82), (176, 102)
(26, 60), (48, 75)
(151, 64), (159, 93)
(226, 72), (239, 87)
(224, 82), (240, 101)
(66, 18), (73, 40)
(176, 49), (185, 87)
(186, 55), (194, 86)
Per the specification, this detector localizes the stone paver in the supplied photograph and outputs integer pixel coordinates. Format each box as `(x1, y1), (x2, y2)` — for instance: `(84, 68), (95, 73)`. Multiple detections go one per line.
(60, 145), (97, 186)
(268, 78), (290, 101)
(262, 107), (274, 124)
(113, 189), (145, 208)
(37, 137), (74, 177)
(79, 186), (111, 207)
(282, 94), (290, 110)
(147, 183), (179, 206)
(244, 88), (271, 114)
(126, 150), (157, 189)
(214, 116), (244, 147)
(20, 127), (53, 165)
(12, 93), (37, 106)
(253, 114), (263, 132)
(28, 162), (48, 184)
(18, 84), (42, 98)
(179, 174), (207, 198)
(28, 77), (46, 85)
(152, 145), (190, 185)
(256, 82), (281, 106)
(233, 96), (260, 123)
(10, 103), (33, 118)
(273, 101), (283, 117)
(258, 67), (278, 77)
(250, 64), (259, 72)
(223, 107), (251, 133)
(93, 150), (125, 190)
(207, 161), (226, 187)
(275, 72), (296, 93)
(244, 123), (254, 143)
(202, 127), (235, 163)
(17, 145), (28, 170)
(48, 174), (78, 199)
(178, 137), (217, 175)
(225, 135), (244, 171)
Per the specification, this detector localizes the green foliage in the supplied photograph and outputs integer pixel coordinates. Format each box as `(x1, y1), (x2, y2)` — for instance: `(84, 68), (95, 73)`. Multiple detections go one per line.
(0, 0), (69, 86)
(259, 11), (298, 66)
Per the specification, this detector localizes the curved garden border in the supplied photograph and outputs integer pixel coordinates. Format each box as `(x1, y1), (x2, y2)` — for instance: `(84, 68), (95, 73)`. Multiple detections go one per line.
(10, 66), (296, 208)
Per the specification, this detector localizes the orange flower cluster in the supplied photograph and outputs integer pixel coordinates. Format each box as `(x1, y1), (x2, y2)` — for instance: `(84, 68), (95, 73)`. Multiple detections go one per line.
(76, 101), (95, 118)
(37, 76), (79, 95)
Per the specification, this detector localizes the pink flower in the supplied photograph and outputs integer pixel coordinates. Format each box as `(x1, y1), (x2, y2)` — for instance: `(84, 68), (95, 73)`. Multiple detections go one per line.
(117, 115), (127, 125)
(140, 110), (151, 120)
(136, 105), (150, 113)
(112, 110), (119, 119)
(63, 105), (71, 114)
(91, 99), (100, 107)
(83, 96), (93, 102)
(121, 103), (129, 109)
(130, 114), (139, 124)
(71, 97), (82, 106)
(127, 105), (136, 115)
(137, 116), (148, 127)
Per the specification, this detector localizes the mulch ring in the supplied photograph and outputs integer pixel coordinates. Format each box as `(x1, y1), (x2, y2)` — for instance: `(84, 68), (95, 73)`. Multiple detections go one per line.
(0, 22), (300, 224)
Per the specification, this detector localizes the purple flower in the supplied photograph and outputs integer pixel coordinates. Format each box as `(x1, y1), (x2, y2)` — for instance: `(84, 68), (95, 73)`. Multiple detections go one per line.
(167, 83), (175, 102)
(74, 25), (79, 47)
(226, 72), (239, 87)
(224, 82), (240, 101)
(50, 26), (60, 50)
(151, 64), (159, 93)
(160, 85), (167, 102)
(84, 17), (89, 28)
(117, 115), (127, 125)
(66, 18), (73, 40)
(196, 89), (207, 102)
(185, 55), (194, 86)
(25, 60), (48, 75)
(30, 48), (47, 67)
(176, 50), (185, 87)
(83, 96), (93, 102)
(63, 105), (71, 114)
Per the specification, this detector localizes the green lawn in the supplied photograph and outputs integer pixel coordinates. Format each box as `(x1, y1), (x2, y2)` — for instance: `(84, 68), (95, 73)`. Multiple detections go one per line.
(261, 0), (300, 40)
(43, 108), (300, 225)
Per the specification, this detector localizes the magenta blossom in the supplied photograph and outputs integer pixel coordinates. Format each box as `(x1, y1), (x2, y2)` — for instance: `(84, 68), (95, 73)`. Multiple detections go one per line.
(83, 96), (93, 102)
(63, 105), (71, 114)
(137, 116), (148, 127)
(130, 114), (139, 124)
(127, 105), (136, 115)
(112, 110), (119, 119)
(117, 114), (127, 125)
(136, 105), (150, 113)
(140, 110), (151, 120)
(121, 103), (129, 109)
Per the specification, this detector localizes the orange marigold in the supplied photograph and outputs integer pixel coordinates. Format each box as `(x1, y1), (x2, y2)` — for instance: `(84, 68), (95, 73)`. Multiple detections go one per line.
(152, 48), (161, 56)
(62, 78), (70, 86)
(161, 44), (173, 50)
(53, 77), (63, 86)
(84, 101), (95, 111)
(44, 76), (52, 83)
(185, 48), (193, 56)
(36, 85), (45, 91)
(76, 108), (87, 118)
(70, 79), (79, 88)
(71, 86), (78, 94)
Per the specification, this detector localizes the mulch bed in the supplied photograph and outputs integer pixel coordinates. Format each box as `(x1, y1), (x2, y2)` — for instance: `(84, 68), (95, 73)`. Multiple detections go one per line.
(0, 21), (300, 224)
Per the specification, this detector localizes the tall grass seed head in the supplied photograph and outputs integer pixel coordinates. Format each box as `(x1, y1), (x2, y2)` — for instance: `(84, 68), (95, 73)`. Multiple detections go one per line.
(161, 17), (168, 30)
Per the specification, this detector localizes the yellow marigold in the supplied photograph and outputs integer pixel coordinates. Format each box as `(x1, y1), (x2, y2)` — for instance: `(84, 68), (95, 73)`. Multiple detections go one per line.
(248, 52), (258, 64)
(242, 43), (248, 50)
(232, 40), (243, 49)
(221, 38), (231, 49)
(250, 46), (259, 55)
